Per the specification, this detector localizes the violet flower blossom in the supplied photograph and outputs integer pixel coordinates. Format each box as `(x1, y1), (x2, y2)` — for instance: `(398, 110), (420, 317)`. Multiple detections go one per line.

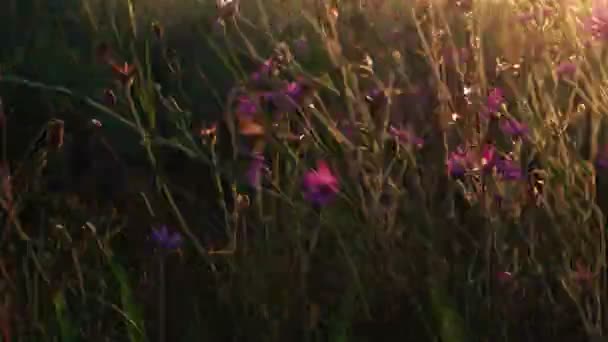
(481, 88), (505, 120)
(496, 158), (523, 181)
(302, 161), (339, 206)
(151, 225), (183, 250)
(500, 118), (529, 138)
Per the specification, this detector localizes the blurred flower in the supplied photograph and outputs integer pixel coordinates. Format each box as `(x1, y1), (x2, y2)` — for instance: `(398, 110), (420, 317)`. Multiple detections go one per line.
(447, 147), (469, 178)
(271, 81), (305, 113)
(518, 12), (535, 23)
(496, 271), (513, 283)
(481, 88), (505, 119)
(596, 144), (608, 169)
(236, 193), (251, 210)
(573, 260), (594, 284)
(235, 96), (258, 120)
(388, 126), (424, 148)
(500, 118), (529, 138)
(151, 225), (183, 250)
(302, 160), (339, 206)
(450, 0), (472, 11)
(496, 158), (523, 181)
(110, 61), (136, 86)
(487, 88), (505, 112)
(329, 7), (339, 19)
(251, 59), (274, 82)
(584, 0), (608, 41)
(555, 61), (577, 78)
(217, 0), (239, 20)
(481, 144), (497, 173)
(285, 81), (303, 99)
(246, 153), (266, 189)
(199, 122), (218, 137)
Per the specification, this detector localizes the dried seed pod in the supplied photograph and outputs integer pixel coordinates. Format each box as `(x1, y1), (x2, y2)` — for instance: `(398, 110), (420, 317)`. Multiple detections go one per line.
(46, 119), (64, 149)
(104, 89), (117, 106)
(152, 21), (163, 39)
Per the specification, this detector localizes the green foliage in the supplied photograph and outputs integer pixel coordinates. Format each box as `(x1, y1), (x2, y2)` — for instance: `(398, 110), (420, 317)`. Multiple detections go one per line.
(3, 0), (608, 341)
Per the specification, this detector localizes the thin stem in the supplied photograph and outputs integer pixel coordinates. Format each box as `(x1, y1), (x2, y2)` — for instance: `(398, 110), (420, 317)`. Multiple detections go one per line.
(159, 256), (166, 342)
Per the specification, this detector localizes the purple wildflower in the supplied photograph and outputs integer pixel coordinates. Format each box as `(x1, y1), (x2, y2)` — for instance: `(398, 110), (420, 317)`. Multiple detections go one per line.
(302, 160), (339, 206)
(251, 59), (273, 81)
(447, 147), (469, 178)
(496, 158), (523, 181)
(585, 0), (608, 41)
(481, 144), (497, 173)
(271, 81), (304, 113)
(236, 96), (257, 120)
(487, 88), (505, 112)
(246, 153), (266, 189)
(481, 88), (505, 120)
(500, 118), (529, 138)
(151, 225), (183, 250)
(555, 61), (577, 78)
(285, 82), (303, 99)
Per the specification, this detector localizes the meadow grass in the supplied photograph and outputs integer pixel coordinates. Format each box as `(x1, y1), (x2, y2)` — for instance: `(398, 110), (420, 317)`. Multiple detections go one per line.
(1, 0), (608, 340)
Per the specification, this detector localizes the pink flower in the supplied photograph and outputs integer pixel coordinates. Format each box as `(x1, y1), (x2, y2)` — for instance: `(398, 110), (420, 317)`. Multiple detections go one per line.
(487, 88), (505, 112)
(447, 147), (469, 178)
(584, 0), (608, 41)
(481, 144), (497, 173)
(235, 96), (257, 120)
(496, 271), (513, 283)
(481, 88), (505, 119)
(302, 161), (339, 206)
(555, 61), (577, 78)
